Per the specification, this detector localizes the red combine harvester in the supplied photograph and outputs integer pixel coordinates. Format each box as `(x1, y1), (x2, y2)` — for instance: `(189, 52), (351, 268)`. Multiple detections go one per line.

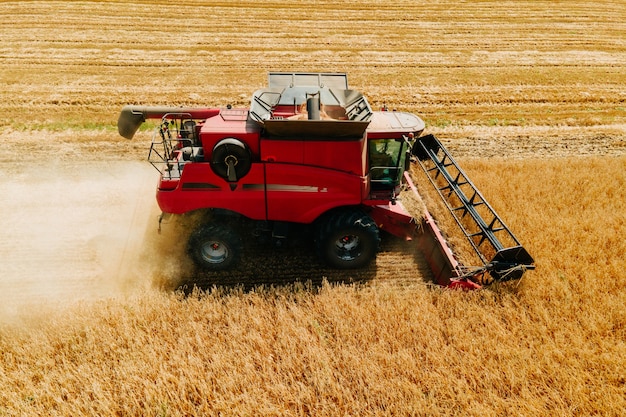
(118, 72), (534, 288)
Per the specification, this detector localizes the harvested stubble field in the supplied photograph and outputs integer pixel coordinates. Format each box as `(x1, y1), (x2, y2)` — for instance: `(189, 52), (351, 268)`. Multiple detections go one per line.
(0, 0), (625, 416)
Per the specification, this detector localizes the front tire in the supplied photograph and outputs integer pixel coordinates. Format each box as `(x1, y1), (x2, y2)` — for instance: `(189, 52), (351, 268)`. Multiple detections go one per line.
(317, 210), (379, 269)
(187, 223), (242, 271)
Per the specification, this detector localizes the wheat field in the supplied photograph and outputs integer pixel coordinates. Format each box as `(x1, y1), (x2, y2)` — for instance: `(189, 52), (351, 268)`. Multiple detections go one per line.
(0, 1), (625, 416)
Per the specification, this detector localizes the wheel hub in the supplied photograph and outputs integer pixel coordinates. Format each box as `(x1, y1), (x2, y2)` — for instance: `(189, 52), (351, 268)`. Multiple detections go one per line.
(201, 240), (228, 264)
(336, 235), (360, 260)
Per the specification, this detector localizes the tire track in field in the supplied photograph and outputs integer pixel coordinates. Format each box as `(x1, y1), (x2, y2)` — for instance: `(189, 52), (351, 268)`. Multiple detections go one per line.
(1, 1), (625, 127)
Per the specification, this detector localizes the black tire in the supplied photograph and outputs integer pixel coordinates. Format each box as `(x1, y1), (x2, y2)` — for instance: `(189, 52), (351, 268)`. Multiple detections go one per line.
(187, 223), (242, 271)
(317, 210), (379, 269)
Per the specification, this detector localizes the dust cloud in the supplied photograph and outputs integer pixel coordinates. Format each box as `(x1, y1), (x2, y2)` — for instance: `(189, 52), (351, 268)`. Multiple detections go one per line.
(0, 161), (160, 319)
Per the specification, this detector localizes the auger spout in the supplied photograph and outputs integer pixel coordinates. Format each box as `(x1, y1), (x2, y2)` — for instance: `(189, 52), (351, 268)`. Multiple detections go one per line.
(117, 105), (220, 139)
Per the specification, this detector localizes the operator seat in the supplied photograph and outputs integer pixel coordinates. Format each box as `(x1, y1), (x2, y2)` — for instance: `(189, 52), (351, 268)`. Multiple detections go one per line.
(180, 120), (198, 146)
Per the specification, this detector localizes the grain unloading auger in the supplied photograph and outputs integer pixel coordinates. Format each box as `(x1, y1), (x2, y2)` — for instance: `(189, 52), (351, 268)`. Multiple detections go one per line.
(117, 72), (533, 289)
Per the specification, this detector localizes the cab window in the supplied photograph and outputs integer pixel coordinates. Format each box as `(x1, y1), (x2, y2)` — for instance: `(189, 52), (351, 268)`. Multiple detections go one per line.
(369, 139), (406, 188)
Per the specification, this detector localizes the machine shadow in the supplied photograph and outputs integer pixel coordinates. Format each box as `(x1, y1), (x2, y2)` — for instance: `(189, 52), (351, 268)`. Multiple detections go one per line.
(173, 236), (379, 295)
(141, 214), (377, 295)
(146, 214), (430, 296)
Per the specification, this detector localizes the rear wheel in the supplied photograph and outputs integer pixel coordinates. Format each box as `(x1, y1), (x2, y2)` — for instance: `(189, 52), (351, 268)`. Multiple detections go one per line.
(187, 223), (242, 271)
(317, 210), (379, 269)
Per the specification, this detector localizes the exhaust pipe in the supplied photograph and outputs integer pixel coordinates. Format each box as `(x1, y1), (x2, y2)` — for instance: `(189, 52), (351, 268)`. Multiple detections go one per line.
(306, 94), (320, 120)
(117, 105), (221, 139)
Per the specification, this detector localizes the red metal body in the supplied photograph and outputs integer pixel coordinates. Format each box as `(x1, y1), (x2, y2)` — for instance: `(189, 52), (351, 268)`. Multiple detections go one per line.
(156, 108), (370, 224)
(117, 72), (533, 287)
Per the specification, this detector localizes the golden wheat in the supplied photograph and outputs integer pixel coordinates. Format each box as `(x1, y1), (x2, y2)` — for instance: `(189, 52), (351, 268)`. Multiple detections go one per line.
(1, 158), (624, 416)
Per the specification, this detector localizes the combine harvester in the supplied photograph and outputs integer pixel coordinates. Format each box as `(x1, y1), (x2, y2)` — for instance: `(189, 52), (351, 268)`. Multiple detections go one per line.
(118, 73), (534, 289)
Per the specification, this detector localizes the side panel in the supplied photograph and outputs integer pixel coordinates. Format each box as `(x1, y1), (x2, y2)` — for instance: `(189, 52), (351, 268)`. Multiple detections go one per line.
(265, 164), (365, 224)
(261, 137), (367, 177)
(156, 163), (267, 220)
(303, 139), (367, 177)
(261, 139), (304, 164)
